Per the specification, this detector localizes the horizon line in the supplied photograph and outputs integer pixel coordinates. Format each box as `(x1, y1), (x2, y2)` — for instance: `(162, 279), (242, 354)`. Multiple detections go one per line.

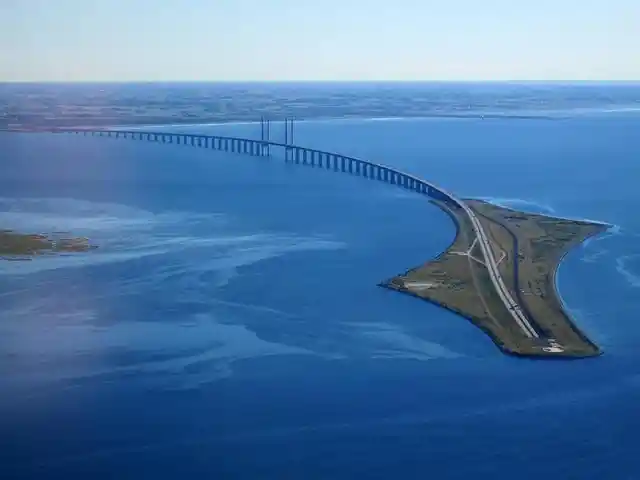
(1, 79), (639, 85)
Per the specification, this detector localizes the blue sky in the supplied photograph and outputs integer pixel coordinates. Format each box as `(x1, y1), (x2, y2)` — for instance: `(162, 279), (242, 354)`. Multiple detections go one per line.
(1, 0), (638, 81)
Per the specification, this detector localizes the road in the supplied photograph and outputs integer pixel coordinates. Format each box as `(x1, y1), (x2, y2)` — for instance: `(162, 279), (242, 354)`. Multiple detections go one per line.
(459, 202), (539, 339)
(394, 171), (540, 340)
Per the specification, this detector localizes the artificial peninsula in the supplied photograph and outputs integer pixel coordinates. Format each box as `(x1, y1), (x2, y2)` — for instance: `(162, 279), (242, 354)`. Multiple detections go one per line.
(381, 199), (608, 358)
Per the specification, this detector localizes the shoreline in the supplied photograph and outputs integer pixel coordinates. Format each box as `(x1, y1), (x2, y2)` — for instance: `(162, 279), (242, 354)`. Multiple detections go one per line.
(550, 224), (611, 354)
(4, 105), (640, 133)
(474, 197), (615, 228)
(386, 199), (462, 280)
(0, 112), (586, 133)
(379, 280), (601, 360)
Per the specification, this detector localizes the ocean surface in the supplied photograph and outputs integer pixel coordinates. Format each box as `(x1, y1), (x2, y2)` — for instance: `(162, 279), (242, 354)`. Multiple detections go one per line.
(1, 84), (640, 479)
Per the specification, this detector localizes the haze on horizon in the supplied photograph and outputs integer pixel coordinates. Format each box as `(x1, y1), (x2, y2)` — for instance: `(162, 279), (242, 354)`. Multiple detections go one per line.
(1, 0), (638, 82)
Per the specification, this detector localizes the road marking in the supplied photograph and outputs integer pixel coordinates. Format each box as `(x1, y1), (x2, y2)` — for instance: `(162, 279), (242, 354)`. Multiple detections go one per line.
(467, 238), (478, 254)
(468, 255), (486, 266)
(404, 281), (439, 290)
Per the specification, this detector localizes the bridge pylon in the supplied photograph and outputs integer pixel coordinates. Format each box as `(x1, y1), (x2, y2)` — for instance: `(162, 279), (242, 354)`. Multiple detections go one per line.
(260, 116), (271, 157)
(284, 117), (295, 161)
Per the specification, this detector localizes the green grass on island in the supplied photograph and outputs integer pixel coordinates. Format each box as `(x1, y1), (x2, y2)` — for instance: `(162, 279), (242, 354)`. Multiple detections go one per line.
(380, 200), (608, 359)
(1, 230), (97, 260)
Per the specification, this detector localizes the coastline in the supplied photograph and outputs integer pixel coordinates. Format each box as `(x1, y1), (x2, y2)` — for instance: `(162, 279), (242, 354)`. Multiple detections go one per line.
(0, 112), (569, 133)
(550, 224), (611, 354)
(384, 199), (462, 280)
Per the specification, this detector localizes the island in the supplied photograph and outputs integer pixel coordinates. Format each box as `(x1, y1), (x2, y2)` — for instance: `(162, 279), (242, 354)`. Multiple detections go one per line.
(1, 230), (97, 260)
(381, 199), (608, 358)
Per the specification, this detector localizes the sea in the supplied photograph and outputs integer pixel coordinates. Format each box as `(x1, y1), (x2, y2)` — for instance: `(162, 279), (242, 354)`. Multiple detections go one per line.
(1, 83), (640, 479)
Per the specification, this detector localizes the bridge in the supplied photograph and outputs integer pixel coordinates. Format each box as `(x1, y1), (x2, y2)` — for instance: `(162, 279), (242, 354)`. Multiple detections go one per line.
(10, 126), (541, 341)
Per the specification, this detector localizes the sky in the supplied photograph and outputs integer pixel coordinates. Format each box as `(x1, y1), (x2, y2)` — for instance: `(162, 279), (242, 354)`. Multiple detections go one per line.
(0, 0), (638, 82)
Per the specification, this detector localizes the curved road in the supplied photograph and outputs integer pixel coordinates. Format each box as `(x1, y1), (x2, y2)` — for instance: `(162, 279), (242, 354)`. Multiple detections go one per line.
(392, 171), (539, 339)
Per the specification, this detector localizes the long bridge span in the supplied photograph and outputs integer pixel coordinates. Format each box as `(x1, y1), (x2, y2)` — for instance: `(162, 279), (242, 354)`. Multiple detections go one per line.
(59, 128), (449, 199)
(12, 126), (542, 341)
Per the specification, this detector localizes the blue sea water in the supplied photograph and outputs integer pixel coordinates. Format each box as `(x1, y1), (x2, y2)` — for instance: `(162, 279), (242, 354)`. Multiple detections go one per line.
(1, 88), (640, 479)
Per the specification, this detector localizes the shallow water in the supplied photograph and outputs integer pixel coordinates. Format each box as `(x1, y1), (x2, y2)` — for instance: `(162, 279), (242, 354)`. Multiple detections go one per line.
(1, 109), (640, 479)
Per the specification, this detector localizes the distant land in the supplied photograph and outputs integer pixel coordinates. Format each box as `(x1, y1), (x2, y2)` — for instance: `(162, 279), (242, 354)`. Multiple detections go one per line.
(1, 82), (639, 129)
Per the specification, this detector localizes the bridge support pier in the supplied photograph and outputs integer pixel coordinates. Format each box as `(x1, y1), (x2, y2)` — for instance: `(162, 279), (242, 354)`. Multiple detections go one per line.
(54, 127), (458, 207)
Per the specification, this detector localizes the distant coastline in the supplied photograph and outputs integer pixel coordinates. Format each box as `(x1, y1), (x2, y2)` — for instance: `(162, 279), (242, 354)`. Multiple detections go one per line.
(2, 82), (639, 131)
(2, 112), (566, 131)
(6, 108), (640, 131)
